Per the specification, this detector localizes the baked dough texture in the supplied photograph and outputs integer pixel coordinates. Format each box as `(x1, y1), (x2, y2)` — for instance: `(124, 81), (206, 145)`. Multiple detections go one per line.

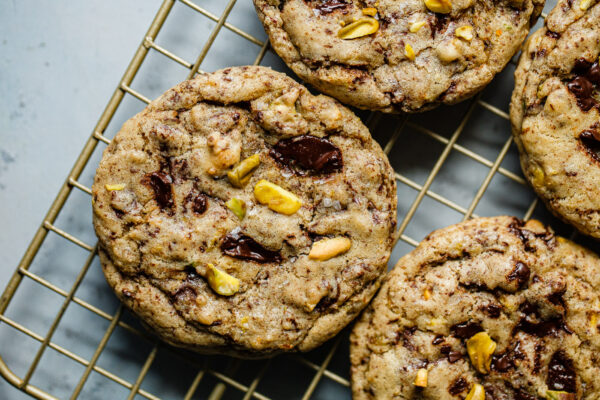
(254, 0), (544, 112)
(510, 0), (600, 239)
(92, 66), (397, 357)
(351, 216), (600, 399)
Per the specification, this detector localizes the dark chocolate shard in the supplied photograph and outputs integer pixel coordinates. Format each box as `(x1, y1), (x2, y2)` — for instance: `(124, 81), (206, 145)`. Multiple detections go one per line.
(270, 135), (343, 175)
(221, 231), (282, 263)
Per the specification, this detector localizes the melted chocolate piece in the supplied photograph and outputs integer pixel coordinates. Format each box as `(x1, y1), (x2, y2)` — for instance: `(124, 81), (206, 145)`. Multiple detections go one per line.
(173, 286), (196, 302)
(547, 351), (576, 392)
(546, 30), (561, 39)
(514, 389), (539, 400)
(547, 288), (566, 308)
(448, 377), (468, 395)
(514, 303), (570, 337)
(432, 335), (444, 345)
(186, 189), (208, 214)
(507, 262), (531, 288)
(491, 341), (525, 372)
(270, 135), (343, 175)
(451, 321), (483, 339)
(401, 328), (417, 351)
(144, 171), (174, 210)
(568, 59), (599, 112)
(580, 129), (600, 163)
(440, 345), (463, 363)
(431, 15), (448, 38)
(221, 231), (282, 263)
(482, 303), (502, 318)
(313, 0), (349, 14)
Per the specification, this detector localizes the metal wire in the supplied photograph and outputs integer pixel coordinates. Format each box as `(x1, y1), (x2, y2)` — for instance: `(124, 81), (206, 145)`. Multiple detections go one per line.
(0, 0), (557, 399)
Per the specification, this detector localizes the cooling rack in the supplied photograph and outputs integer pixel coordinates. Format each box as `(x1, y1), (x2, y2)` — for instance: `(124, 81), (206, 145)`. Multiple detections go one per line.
(2, 0), (595, 399)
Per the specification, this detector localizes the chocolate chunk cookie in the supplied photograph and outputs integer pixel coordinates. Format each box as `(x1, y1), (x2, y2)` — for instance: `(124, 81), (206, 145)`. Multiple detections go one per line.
(510, 0), (600, 239)
(351, 216), (600, 399)
(92, 66), (397, 357)
(253, 0), (544, 113)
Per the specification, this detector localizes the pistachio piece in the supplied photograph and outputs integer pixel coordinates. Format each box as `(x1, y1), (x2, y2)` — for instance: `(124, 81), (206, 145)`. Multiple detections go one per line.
(410, 20), (427, 33)
(466, 332), (497, 374)
(423, 288), (432, 300)
(405, 43), (416, 61)
(362, 7), (377, 16)
(309, 237), (352, 261)
(226, 198), (246, 220)
(254, 179), (302, 215)
(465, 384), (486, 400)
(455, 25), (474, 41)
(531, 166), (545, 186)
(227, 154), (260, 188)
(338, 17), (379, 40)
(206, 263), (240, 296)
(580, 0), (594, 10)
(436, 39), (461, 62)
(414, 368), (428, 387)
(590, 312), (598, 331)
(547, 390), (576, 400)
(424, 0), (452, 13)
(105, 184), (125, 191)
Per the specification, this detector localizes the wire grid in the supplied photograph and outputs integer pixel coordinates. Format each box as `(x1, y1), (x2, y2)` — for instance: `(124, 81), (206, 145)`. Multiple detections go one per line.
(0, 0), (582, 399)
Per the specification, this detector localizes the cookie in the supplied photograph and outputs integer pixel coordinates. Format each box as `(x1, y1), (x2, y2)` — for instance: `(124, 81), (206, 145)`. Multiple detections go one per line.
(253, 0), (544, 113)
(351, 216), (600, 399)
(92, 66), (397, 357)
(510, 0), (600, 239)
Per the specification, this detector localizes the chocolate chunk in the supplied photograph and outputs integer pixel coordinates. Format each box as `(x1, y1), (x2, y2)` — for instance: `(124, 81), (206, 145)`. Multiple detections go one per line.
(492, 341), (525, 372)
(448, 377), (468, 395)
(185, 188), (208, 214)
(400, 327), (417, 351)
(587, 62), (600, 84)
(514, 389), (539, 400)
(173, 285), (196, 302)
(144, 171), (174, 210)
(431, 15), (449, 38)
(221, 231), (282, 263)
(507, 262), (531, 288)
(547, 351), (576, 392)
(270, 135), (343, 175)
(568, 76), (595, 111)
(580, 129), (600, 163)
(432, 335), (444, 345)
(515, 313), (570, 337)
(440, 345), (463, 363)
(451, 321), (483, 339)
(547, 288), (566, 308)
(545, 30), (561, 39)
(482, 303), (502, 318)
(313, 0), (349, 14)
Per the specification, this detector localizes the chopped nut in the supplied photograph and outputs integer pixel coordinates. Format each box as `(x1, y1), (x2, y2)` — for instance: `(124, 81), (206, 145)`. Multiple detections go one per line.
(546, 391), (576, 400)
(405, 43), (416, 61)
(362, 7), (378, 16)
(206, 263), (240, 296)
(239, 316), (250, 332)
(423, 288), (432, 300)
(531, 166), (545, 186)
(590, 312), (598, 331)
(436, 39), (461, 62)
(410, 20), (427, 33)
(254, 179), (302, 215)
(338, 17), (379, 39)
(427, 317), (445, 328)
(226, 198), (246, 220)
(580, 0), (594, 10)
(466, 332), (497, 374)
(455, 25), (474, 41)
(424, 0), (452, 13)
(227, 154), (260, 188)
(465, 384), (486, 400)
(523, 219), (546, 234)
(105, 184), (125, 191)
(309, 237), (352, 261)
(414, 368), (428, 387)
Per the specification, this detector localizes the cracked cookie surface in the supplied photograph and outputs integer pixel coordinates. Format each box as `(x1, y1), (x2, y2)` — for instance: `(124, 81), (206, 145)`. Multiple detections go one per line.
(253, 0), (544, 113)
(510, 0), (600, 239)
(350, 216), (600, 399)
(92, 66), (397, 357)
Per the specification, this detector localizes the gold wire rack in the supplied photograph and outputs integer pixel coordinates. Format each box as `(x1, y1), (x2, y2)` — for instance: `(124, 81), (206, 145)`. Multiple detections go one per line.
(1, 0), (587, 399)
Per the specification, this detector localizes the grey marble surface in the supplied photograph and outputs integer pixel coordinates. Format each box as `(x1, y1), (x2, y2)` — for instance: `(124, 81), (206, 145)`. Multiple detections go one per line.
(2, 0), (594, 399)
(1, 1), (161, 398)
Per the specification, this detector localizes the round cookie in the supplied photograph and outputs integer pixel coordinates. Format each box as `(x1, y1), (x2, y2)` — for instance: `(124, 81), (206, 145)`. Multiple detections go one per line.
(351, 216), (600, 399)
(510, 0), (600, 239)
(92, 66), (397, 357)
(253, 0), (544, 113)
